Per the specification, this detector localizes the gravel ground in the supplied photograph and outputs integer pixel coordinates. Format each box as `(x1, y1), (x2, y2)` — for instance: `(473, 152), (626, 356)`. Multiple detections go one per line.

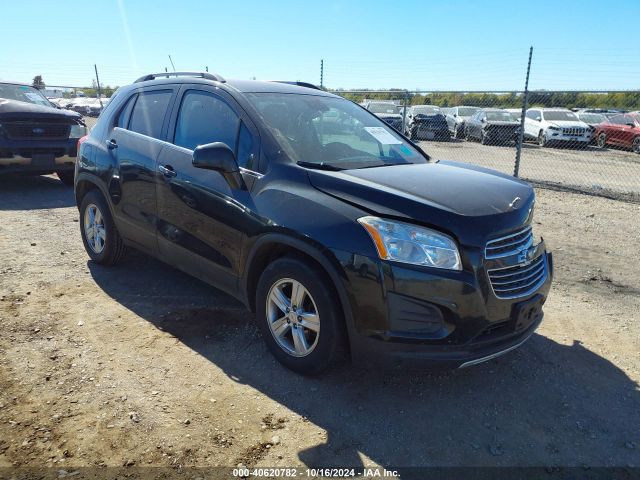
(0, 174), (639, 472)
(420, 138), (640, 198)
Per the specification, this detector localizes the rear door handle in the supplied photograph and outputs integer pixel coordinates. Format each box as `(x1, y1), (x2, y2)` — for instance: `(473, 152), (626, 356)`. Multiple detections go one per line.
(106, 139), (118, 150)
(158, 164), (177, 177)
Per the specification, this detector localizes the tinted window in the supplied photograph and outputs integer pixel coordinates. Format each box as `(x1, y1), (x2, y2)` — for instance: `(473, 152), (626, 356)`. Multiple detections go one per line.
(174, 90), (240, 151)
(116, 94), (137, 129)
(129, 90), (172, 139)
(609, 115), (625, 125)
(526, 110), (539, 120)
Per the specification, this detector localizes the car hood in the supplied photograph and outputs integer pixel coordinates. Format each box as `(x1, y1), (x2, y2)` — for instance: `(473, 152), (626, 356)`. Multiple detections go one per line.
(547, 120), (588, 128)
(0, 99), (83, 124)
(375, 112), (402, 118)
(307, 161), (535, 247)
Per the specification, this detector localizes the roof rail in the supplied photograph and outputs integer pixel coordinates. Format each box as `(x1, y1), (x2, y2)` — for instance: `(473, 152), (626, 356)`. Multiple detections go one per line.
(271, 81), (321, 91)
(134, 72), (226, 83)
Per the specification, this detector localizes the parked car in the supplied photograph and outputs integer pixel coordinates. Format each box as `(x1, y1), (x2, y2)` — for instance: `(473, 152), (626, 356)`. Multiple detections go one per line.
(76, 71), (553, 375)
(0, 81), (87, 185)
(524, 108), (591, 147)
(594, 112), (640, 154)
(464, 109), (520, 145)
(404, 105), (450, 141)
(443, 106), (480, 138)
(576, 112), (608, 144)
(363, 101), (403, 132)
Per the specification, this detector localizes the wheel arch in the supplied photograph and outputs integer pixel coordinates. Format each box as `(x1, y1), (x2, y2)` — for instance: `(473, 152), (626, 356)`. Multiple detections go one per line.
(242, 233), (356, 341)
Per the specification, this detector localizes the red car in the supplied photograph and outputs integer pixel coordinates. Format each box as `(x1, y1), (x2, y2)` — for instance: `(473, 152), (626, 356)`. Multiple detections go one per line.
(595, 112), (640, 154)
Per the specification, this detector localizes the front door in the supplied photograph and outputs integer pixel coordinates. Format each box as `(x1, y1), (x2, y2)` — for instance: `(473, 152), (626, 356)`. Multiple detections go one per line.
(155, 86), (260, 295)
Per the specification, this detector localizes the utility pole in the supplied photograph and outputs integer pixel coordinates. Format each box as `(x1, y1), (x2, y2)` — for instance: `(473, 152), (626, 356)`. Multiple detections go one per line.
(514, 46), (533, 178)
(320, 59), (324, 89)
(168, 54), (176, 72)
(94, 64), (103, 107)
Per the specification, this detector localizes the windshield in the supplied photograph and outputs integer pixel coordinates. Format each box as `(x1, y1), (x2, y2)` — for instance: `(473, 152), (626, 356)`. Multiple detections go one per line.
(578, 113), (606, 124)
(486, 111), (515, 122)
(0, 83), (52, 107)
(543, 110), (578, 121)
(247, 93), (426, 170)
(367, 103), (398, 114)
(412, 106), (441, 115)
(457, 107), (479, 117)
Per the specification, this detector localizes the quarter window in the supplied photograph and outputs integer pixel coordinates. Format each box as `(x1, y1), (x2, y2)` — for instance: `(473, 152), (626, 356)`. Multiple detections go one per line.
(116, 94), (137, 129)
(128, 90), (173, 139)
(174, 90), (240, 151)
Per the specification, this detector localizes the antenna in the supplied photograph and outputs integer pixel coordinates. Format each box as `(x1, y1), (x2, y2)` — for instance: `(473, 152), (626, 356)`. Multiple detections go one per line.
(168, 55), (176, 72)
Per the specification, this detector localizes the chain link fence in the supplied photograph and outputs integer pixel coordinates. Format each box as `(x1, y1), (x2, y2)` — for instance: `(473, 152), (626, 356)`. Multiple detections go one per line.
(332, 90), (640, 201)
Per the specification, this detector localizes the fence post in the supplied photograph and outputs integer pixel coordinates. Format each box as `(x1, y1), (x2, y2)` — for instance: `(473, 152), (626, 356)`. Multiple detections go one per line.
(402, 91), (409, 134)
(514, 46), (533, 178)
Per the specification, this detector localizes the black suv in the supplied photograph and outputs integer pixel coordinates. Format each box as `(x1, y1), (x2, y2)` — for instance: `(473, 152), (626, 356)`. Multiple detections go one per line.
(0, 82), (87, 185)
(75, 72), (553, 375)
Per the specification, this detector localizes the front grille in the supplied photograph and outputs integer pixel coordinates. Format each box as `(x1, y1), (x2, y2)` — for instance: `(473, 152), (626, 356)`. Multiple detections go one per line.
(3, 123), (70, 141)
(561, 127), (586, 136)
(488, 254), (547, 299)
(485, 226), (533, 259)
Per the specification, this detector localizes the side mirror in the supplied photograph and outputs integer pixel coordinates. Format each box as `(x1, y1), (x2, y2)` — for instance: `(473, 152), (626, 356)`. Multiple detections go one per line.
(192, 142), (243, 189)
(626, 123), (635, 128)
(535, 116), (542, 122)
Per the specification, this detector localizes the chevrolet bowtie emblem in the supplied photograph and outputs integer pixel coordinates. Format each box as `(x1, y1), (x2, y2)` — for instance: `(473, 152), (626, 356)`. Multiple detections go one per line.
(509, 196), (521, 209)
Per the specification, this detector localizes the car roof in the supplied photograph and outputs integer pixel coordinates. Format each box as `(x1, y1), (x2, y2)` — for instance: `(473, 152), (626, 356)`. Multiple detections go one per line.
(128, 75), (336, 97)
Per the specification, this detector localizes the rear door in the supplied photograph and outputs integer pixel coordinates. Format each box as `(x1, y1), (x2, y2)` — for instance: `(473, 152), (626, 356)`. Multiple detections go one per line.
(524, 109), (539, 138)
(155, 85), (260, 295)
(107, 86), (176, 252)
(606, 115), (626, 145)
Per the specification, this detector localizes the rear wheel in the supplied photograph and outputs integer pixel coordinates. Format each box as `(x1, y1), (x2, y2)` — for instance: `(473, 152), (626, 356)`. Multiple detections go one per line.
(255, 256), (346, 375)
(57, 170), (74, 187)
(597, 132), (607, 148)
(632, 137), (640, 154)
(79, 190), (127, 265)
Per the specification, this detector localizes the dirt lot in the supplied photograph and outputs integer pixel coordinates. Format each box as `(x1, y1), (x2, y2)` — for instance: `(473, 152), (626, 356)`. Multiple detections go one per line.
(421, 138), (640, 197)
(0, 174), (639, 473)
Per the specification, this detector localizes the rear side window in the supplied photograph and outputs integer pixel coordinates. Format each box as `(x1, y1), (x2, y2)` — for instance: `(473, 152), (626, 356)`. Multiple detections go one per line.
(174, 90), (240, 151)
(128, 90), (173, 139)
(116, 94), (137, 129)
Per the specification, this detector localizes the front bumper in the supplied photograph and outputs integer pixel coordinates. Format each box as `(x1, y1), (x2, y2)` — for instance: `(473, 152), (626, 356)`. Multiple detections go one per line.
(339, 248), (554, 369)
(1, 138), (78, 174)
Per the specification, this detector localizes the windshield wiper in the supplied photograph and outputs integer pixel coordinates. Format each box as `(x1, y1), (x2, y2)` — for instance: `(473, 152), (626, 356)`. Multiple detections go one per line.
(297, 161), (344, 171)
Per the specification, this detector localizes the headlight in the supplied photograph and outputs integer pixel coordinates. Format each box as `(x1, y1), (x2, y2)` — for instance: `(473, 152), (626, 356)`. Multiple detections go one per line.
(358, 216), (462, 270)
(548, 126), (561, 131)
(69, 124), (87, 138)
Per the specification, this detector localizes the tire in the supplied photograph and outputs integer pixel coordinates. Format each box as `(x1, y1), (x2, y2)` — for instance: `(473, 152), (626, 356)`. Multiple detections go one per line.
(57, 170), (75, 187)
(79, 190), (127, 266)
(480, 130), (489, 145)
(406, 127), (415, 141)
(597, 132), (607, 148)
(538, 130), (547, 147)
(255, 256), (346, 375)
(632, 137), (640, 154)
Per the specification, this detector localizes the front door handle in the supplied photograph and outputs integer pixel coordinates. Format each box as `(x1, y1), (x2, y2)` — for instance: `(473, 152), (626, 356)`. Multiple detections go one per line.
(158, 164), (177, 178)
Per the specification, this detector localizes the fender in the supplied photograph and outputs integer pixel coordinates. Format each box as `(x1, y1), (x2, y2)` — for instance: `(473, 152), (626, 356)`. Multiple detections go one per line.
(241, 232), (358, 342)
(74, 171), (114, 215)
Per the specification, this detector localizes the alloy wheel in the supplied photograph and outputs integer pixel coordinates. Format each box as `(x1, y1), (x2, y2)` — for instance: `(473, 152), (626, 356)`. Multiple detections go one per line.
(266, 278), (320, 357)
(598, 133), (607, 148)
(84, 203), (106, 254)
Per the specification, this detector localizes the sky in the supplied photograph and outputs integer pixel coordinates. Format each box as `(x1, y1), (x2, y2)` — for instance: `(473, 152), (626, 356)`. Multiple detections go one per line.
(2, 0), (639, 91)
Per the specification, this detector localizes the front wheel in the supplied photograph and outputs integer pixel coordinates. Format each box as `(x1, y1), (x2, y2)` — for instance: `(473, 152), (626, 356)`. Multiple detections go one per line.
(255, 256), (346, 375)
(538, 130), (547, 147)
(79, 190), (127, 265)
(597, 132), (607, 148)
(56, 170), (75, 187)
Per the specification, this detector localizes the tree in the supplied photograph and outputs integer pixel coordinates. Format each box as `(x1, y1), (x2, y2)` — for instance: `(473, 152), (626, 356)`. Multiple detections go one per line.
(32, 75), (45, 90)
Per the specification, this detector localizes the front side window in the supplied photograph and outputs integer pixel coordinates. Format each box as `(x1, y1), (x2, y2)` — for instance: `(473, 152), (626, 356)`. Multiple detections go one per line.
(486, 111), (515, 122)
(247, 93), (426, 170)
(128, 90), (173, 139)
(174, 90), (240, 151)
